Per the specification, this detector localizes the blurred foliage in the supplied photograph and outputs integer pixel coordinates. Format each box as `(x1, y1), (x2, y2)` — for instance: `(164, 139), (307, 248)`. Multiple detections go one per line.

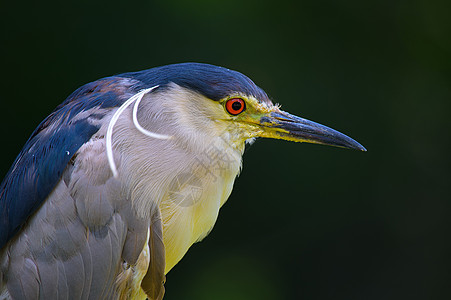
(0, 0), (450, 299)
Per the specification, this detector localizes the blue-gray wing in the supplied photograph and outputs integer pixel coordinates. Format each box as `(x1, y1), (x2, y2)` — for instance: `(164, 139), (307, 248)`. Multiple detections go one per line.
(0, 76), (134, 249)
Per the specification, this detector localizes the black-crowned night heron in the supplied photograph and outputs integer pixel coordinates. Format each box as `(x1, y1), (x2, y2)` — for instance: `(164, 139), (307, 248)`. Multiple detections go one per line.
(0, 63), (365, 299)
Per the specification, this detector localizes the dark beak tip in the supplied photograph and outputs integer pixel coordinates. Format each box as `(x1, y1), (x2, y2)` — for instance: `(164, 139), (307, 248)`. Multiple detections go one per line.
(356, 144), (367, 152)
(344, 140), (367, 152)
(345, 139), (367, 152)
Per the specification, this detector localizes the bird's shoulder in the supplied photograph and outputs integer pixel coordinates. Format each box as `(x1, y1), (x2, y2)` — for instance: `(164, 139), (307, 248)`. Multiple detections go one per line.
(0, 75), (139, 249)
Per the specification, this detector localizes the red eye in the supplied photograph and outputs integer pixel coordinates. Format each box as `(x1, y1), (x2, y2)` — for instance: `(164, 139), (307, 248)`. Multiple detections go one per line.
(225, 98), (246, 115)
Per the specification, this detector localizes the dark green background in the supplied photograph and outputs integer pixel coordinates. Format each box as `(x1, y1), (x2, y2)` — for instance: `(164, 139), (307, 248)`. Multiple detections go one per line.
(1, 0), (450, 299)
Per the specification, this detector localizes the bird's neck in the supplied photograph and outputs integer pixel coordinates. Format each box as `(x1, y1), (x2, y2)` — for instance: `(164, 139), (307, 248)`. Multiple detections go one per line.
(158, 133), (244, 273)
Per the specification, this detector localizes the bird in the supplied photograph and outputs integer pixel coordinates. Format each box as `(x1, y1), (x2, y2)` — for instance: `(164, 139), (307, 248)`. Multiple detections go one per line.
(0, 62), (365, 299)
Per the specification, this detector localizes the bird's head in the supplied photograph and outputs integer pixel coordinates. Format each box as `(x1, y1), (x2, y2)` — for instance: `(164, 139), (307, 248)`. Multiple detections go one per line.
(129, 63), (366, 152)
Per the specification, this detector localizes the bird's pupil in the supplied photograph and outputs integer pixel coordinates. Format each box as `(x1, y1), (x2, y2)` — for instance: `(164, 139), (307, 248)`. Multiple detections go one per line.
(231, 101), (242, 111)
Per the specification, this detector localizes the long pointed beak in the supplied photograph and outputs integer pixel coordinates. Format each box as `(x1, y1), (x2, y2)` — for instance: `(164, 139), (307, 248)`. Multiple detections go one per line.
(259, 110), (366, 151)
